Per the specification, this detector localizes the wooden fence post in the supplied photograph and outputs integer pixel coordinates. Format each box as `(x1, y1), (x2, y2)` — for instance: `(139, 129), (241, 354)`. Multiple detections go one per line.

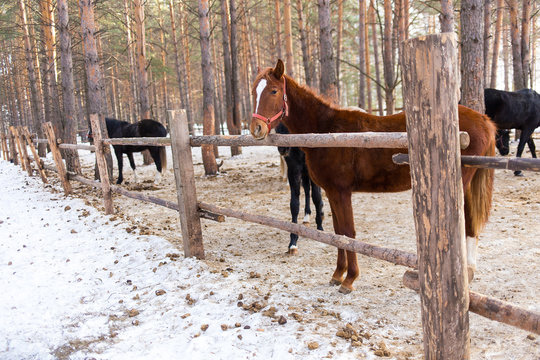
(168, 109), (205, 259)
(1, 132), (8, 160)
(10, 126), (23, 168)
(401, 33), (470, 359)
(43, 122), (72, 195)
(15, 127), (33, 176)
(89, 114), (114, 214)
(7, 127), (18, 165)
(22, 127), (48, 183)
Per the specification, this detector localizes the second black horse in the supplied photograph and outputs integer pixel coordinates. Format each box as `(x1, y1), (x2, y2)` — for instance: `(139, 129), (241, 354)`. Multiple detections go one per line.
(105, 118), (168, 184)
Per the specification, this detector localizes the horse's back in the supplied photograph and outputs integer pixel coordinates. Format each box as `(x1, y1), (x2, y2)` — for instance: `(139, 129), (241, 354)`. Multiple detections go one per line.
(138, 119), (167, 137)
(484, 88), (540, 129)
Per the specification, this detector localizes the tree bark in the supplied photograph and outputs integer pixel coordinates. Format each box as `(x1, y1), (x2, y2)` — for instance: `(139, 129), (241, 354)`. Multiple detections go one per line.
(79, 0), (113, 179)
(369, 0), (383, 115)
(284, 0), (295, 78)
(358, 0), (366, 108)
(490, 0), (504, 88)
(229, 0), (242, 155)
(317, 0), (338, 102)
(460, 0), (485, 113)
(296, 0), (313, 87)
(58, 0), (81, 173)
(508, 0), (525, 90)
(440, 0), (454, 33)
(521, 0), (531, 88)
(382, 0), (395, 114)
(274, 0), (283, 60)
(124, 0), (138, 123)
(198, 0), (218, 175)
(19, 0), (46, 156)
(134, 0), (151, 119)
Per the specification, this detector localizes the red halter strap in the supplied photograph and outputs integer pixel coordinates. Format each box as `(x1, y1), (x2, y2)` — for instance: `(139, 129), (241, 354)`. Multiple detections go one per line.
(252, 77), (289, 132)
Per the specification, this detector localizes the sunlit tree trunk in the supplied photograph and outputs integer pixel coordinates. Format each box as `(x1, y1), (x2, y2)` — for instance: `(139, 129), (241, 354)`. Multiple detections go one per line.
(124, 0), (138, 123)
(58, 0), (81, 173)
(521, 0), (531, 88)
(382, 0), (395, 114)
(336, 0), (343, 101)
(229, 0), (242, 155)
(461, 0), (485, 113)
(198, 0), (218, 175)
(18, 0), (46, 155)
(318, 0), (338, 102)
(509, 0), (525, 90)
(284, 0), (294, 77)
(490, 0), (504, 88)
(220, 0), (239, 154)
(440, 0), (454, 33)
(274, 0), (282, 60)
(296, 0), (313, 87)
(79, 0), (113, 178)
(358, 0), (366, 108)
(369, 0), (384, 115)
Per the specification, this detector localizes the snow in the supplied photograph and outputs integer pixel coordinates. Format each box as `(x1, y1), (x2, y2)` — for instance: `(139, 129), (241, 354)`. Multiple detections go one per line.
(0, 160), (365, 360)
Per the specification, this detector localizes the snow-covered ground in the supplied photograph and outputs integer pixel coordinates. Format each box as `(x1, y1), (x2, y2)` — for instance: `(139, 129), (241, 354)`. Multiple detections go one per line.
(0, 160), (364, 360)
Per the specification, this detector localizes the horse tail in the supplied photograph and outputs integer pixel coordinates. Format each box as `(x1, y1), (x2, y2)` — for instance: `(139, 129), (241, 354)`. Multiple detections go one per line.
(159, 146), (167, 172)
(464, 118), (496, 237)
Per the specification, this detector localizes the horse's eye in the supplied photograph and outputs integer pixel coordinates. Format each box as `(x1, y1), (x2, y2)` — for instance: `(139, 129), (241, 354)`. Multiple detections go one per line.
(271, 90), (278, 95)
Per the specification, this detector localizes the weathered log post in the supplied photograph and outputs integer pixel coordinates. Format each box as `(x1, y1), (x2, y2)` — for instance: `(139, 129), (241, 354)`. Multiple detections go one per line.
(10, 126), (23, 167)
(22, 127), (48, 183)
(401, 33), (470, 359)
(89, 114), (114, 214)
(43, 122), (72, 195)
(7, 127), (18, 165)
(168, 109), (205, 259)
(1, 132), (8, 160)
(15, 127), (33, 176)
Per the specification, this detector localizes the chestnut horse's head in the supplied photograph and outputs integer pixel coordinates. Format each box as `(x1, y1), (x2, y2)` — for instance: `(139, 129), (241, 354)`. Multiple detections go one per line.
(250, 59), (288, 139)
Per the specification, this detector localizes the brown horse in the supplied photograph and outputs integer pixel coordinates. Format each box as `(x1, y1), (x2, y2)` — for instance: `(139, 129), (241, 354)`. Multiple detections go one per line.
(250, 59), (496, 294)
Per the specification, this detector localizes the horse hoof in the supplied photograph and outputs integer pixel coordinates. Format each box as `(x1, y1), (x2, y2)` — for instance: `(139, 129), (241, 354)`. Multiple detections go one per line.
(329, 278), (342, 286)
(514, 171), (523, 177)
(338, 285), (353, 294)
(287, 247), (298, 255)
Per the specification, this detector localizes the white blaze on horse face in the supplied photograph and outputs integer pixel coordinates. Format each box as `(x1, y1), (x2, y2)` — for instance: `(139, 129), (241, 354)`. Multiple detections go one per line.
(255, 79), (267, 113)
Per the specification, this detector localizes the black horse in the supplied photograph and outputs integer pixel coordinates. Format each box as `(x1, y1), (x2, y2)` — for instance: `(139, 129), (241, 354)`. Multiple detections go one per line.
(484, 88), (540, 175)
(105, 118), (168, 184)
(276, 123), (324, 254)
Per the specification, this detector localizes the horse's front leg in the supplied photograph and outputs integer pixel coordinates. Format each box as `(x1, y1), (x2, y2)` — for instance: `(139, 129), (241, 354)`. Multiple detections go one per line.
(287, 164), (301, 254)
(311, 182), (324, 231)
(114, 147), (124, 184)
(527, 136), (537, 158)
(514, 130), (534, 175)
(126, 152), (138, 182)
(327, 190), (359, 294)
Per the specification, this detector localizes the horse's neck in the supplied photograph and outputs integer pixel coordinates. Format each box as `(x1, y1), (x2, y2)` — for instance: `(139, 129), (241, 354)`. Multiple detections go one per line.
(284, 78), (337, 134)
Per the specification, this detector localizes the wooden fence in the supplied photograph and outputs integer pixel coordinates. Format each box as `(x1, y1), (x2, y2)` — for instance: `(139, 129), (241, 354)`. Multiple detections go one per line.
(1, 33), (539, 359)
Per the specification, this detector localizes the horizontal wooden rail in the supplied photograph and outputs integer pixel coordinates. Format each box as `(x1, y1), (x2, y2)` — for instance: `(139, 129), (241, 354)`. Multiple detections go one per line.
(35, 139), (49, 144)
(103, 137), (171, 146)
(191, 132), (470, 149)
(59, 143), (96, 151)
(403, 271), (540, 334)
(198, 202), (418, 268)
(393, 153), (540, 172)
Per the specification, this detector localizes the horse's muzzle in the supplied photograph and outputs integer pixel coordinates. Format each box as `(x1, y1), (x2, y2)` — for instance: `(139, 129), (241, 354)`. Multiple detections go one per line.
(250, 118), (268, 140)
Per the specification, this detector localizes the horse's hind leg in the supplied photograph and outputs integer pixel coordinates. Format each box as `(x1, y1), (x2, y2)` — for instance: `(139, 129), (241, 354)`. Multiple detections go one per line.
(149, 147), (163, 184)
(127, 152), (138, 182)
(327, 190), (359, 293)
(527, 136), (537, 158)
(287, 164), (302, 254)
(301, 169), (311, 224)
(311, 182), (324, 231)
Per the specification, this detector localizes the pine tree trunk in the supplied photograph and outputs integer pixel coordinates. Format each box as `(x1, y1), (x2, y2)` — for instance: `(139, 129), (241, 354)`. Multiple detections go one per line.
(156, 0), (169, 123)
(382, 0), (395, 114)
(358, 0), (366, 108)
(460, 0), (485, 113)
(521, 0), (531, 88)
(229, 0), (242, 155)
(296, 0), (313, 87)
(369, 0), (384, 115)
(79, 0), (113, 179)
(274, 0), (283, 60)
(490, 0), (504, 88)
(440, 0), (454, 33)
(283, 0), (294, 78)
(18, 0), (46, 156)
(484, 0), (491, 85)
(318, 0), (338, 102)
(508, 0), (525, 90)
(58, 0), (81, 173)
(198, 0), (218, 175)
(124, 0), (138, 123)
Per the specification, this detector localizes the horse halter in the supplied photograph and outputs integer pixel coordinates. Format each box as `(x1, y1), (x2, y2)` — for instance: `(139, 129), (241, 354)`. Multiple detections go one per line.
(252, 77), (289, 132)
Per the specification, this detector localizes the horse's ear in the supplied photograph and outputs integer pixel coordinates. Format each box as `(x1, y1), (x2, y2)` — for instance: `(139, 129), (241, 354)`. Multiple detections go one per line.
(272, 59), (285, 79)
